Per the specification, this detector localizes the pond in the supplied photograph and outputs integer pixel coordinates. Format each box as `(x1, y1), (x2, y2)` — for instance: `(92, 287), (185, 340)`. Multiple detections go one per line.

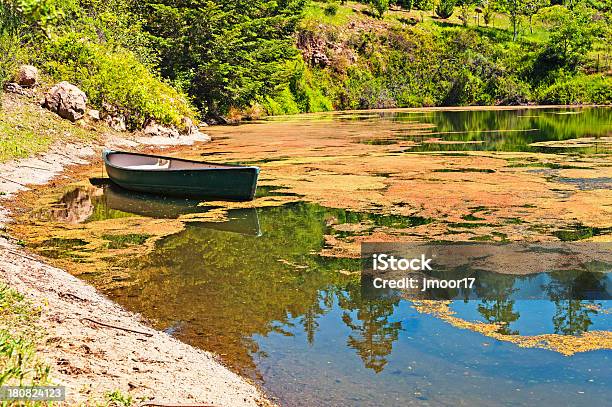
(15, 107), (612, 406)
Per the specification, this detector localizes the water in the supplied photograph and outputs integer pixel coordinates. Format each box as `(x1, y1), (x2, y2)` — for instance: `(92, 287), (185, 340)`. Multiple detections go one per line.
(341, 107), (612, 153)
(32, 185), (612, 406)
(21, 107), (612, 406)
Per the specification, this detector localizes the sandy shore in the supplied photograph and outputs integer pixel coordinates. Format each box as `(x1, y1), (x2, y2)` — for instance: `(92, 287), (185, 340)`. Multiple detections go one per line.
(0, 133), (273, 406)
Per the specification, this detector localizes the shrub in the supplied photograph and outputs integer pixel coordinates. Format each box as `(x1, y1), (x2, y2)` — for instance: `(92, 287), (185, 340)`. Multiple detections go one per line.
(370, 0), (390, 19)
(435, 0), (455, 18)
(262, 88), (300, 115)
(537, 75), (612, 105)
(324, 2), (339, 16)
(494, 76), (532, 105)
(0, 33), (22, 92)
(42, 34), (197, 130)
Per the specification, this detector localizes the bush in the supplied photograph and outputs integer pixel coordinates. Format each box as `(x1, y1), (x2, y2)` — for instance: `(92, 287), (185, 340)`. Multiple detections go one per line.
(370, 0), (390, 18)
(42, 34), (197, 130)
(262, 87), (300, 115)
(435, 0), (455, 18)
(324, 2), (339, 16)
(494, 76), (532, 105)
(537, 75), (612, 105)
(0, 33), (22, 91)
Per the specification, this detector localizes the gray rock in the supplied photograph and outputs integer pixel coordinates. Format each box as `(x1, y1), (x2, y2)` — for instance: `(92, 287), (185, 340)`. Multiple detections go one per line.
(106, 115), (126, 131)
(43, 81), (88, 122)
(143, 120), (180, 138)
(15, 65), (38, 87)
(87, 109), (101, 121)
(4, 82), (24, 94)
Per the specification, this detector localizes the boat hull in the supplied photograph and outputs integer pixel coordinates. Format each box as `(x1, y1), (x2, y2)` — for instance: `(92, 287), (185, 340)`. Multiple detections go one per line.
(103, 151), (259, 201)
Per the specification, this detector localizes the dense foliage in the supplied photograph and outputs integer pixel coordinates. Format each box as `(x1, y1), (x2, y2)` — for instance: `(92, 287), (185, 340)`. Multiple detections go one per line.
(0, 0), (610, 119)
(0, 0), (197, 128)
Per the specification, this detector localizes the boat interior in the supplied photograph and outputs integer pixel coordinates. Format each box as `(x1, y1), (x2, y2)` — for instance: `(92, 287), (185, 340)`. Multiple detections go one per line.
(107, 152), (236, 170)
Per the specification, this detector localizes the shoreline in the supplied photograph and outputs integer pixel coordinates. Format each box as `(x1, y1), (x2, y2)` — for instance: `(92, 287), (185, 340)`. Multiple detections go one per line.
(0, 131), (274, 406)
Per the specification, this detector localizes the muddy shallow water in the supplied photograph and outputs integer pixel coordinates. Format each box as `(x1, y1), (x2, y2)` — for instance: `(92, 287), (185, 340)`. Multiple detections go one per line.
(12, 107), (612, 406)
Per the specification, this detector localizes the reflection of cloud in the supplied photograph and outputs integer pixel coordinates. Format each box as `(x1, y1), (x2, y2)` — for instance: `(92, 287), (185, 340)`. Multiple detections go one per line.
(412, 300), (612, 356)
(50, 187), (103, 224)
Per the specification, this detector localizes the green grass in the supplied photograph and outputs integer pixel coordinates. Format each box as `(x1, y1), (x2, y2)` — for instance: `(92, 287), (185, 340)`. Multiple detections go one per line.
(0, 284), (50, 388)
(0, 94), (99, 163)
(303, 1), (359, 26)
(105, 390), (133, 406)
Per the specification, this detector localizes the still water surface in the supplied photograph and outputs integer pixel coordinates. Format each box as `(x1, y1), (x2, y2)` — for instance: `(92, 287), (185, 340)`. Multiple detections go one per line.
(34, 108), (612, 406)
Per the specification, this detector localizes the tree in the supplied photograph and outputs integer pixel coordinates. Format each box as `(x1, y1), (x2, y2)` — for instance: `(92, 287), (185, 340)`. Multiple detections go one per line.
(436, 0), (456, 18)
(455, 0), (472, 25)
(497, 0), (522, 40)
(394, 0), (414, 10)
(482, 0), (494, 26)
(539, 4), (603, 67)
(414, 0), (435, 10)
(371, 0), (391, 18)
(138, 0), (305, 117)
(522, 0), (549, 33)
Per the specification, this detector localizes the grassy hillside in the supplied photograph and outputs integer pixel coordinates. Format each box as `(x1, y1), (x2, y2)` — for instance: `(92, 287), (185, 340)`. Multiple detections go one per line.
(260, 1), (611, 114)
(0, 0), (610, 125)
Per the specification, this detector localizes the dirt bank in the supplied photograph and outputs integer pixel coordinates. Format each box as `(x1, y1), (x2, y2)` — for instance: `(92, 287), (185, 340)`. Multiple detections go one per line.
(0, 133), (273, 405)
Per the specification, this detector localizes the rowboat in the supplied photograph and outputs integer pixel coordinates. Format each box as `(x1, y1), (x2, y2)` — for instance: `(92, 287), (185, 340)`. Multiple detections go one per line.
(103, 150), (259, 201)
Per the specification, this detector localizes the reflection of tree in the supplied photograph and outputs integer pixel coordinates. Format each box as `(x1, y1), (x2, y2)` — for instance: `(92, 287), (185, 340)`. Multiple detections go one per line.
(405, 108), (612, 152)
(300, 291), (334, 345)
(474, 270), (520, 334)
(477, 299), (520, 335)
(545, 270), (606, 335)
(552, 300), (596, 335)
(104, 202), (361, 379)
(338, 282), (402, 373)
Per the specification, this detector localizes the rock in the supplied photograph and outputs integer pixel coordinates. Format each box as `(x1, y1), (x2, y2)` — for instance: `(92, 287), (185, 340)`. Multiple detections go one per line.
(106, 115), (126, 132)
(4, 82), (24, 94)
(43, 82), (88, 122)
(15, 65), (38, 87)
(143, 120), (180, 138)
(181, 117), (195, 133)
(87, 109), (100, 121)
(181, 116), (208, 134)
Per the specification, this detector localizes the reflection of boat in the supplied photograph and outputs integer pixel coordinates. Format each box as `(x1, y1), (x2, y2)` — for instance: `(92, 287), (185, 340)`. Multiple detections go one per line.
(189, 208), (261, 236)
(102, 182), (207, 219)
(98, 182), (261, 235)
(103, 150), (259, 201)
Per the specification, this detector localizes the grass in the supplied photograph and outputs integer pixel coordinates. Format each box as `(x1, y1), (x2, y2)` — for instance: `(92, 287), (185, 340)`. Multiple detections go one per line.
(305, 1), (551, 44)
(0, 93), (100, 163)
(0, 284), (50, 389)
(105, 390), (133, 406)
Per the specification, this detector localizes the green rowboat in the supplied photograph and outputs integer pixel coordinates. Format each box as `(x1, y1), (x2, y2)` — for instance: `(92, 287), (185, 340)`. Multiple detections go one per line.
(103, 150), (259, 201)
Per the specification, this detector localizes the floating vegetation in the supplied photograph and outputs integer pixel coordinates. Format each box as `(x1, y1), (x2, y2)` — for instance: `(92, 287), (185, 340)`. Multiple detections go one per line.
(359, 139), (398, 145)
(507, 162), (593, 170)
(461, 214), (486, 221)
(554, 225), (612, 241)
(433, 168), (495, 173)
(102, 233), (151, 249)
(446, 222), (496, 229)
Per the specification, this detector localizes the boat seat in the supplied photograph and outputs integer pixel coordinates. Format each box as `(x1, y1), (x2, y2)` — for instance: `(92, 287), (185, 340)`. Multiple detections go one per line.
(125, 158), (171, 170)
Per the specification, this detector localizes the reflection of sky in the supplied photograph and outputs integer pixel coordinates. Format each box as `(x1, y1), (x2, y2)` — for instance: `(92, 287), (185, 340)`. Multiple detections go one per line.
(253, 294), (612, 407)
(451, 300), (612, 336)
